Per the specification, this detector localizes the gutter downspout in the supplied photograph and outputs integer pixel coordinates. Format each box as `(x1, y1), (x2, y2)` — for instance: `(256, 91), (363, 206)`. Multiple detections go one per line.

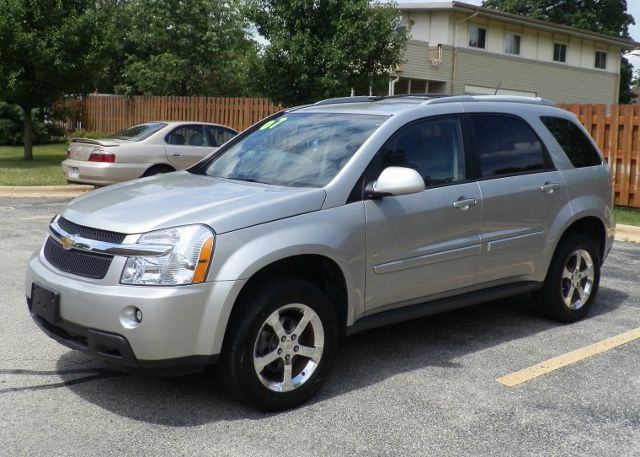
(388, 73), (401, 96)
(451, 10), (479, 95)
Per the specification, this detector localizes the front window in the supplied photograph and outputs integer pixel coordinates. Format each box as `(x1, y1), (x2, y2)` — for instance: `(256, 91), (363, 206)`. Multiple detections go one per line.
(505, 33), (521, 55)
(204, 113), (386, 187)
(378, 117), (465, 187)
(110, 122), (167, 141)
(469, 25), (486, 49)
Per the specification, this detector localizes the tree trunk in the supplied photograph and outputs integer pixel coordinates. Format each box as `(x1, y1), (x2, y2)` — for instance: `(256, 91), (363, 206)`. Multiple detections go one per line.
(22, 106), (33, 161)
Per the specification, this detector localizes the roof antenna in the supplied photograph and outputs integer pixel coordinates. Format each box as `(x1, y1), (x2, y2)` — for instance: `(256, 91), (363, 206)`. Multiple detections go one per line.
(494, 81), (502, 95)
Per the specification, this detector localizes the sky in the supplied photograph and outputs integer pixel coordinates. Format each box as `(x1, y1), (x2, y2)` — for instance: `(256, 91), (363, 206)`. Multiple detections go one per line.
(400, 0), (640, 73)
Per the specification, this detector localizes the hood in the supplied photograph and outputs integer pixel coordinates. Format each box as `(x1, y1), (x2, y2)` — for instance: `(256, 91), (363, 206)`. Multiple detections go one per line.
(61, 172), (327, 235)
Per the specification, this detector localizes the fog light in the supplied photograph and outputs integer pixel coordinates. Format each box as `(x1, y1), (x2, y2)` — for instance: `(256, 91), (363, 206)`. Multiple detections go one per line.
(120, 306), (143, 329)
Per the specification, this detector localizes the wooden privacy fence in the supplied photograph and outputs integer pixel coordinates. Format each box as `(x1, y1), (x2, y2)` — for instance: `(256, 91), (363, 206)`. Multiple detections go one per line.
(57, 95), (282, 134)
(559, 104), (640, 208)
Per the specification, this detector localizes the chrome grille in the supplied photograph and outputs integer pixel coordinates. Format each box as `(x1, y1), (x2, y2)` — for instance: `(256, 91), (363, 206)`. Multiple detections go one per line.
(58, 217), (126, 244)
(44, 237), (113, 279)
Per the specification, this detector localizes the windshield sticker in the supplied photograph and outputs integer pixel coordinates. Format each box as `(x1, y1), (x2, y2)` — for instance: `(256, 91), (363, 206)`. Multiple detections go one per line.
(259, 117), (288, 130)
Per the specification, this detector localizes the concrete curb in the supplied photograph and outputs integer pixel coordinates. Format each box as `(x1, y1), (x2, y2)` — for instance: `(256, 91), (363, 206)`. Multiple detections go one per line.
(615, 224), (640, 244)
(1, 185), (639, 243)
(0, 185), (93, 198)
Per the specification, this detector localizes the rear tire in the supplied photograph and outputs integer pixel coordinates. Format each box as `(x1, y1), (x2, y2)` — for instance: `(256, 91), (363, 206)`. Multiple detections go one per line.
(218, 277), (338, 411)
(536, 234), (601, 322)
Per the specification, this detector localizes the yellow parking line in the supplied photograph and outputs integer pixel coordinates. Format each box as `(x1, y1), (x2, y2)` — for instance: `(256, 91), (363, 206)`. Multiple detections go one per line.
(497, 327), (640, 387)
(20, 216), (52, 221)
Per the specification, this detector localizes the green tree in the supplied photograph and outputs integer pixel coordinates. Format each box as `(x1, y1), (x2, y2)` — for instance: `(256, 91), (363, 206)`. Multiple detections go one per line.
(482, 0), (635, 104)
(0, 0), (114, 160)
(114, 0), (259, 97)
(247, 0), (408, 106)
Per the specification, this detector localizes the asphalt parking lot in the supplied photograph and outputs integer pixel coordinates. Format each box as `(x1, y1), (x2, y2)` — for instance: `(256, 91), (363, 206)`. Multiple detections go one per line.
(1, 197), (639, 457)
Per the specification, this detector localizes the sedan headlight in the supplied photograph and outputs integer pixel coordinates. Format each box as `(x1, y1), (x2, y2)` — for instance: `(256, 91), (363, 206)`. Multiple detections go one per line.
(121, 225), (214, 286)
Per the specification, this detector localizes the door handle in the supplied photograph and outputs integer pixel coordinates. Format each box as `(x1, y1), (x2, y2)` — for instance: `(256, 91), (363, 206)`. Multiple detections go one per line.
(540, 182), (560, 194)
(453, 197), (478, 210)
(172, 153), (181, 157)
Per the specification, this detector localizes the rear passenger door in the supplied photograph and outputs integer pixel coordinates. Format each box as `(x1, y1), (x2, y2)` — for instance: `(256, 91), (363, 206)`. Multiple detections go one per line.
(164, 125), (216, 169)
(469, 114), (567, 285)
(365, 116), (482, 313)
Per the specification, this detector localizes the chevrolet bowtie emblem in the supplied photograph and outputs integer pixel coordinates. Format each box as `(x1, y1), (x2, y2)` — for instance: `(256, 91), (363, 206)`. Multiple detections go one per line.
(61, 235), (76, 250)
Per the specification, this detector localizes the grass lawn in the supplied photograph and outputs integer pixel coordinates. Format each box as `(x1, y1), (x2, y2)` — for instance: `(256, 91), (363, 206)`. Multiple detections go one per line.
(0, 143), (67, 186)
(614, 206), (640, 227)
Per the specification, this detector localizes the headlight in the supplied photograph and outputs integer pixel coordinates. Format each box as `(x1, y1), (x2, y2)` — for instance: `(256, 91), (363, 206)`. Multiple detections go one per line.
(120, 225), (214, 286)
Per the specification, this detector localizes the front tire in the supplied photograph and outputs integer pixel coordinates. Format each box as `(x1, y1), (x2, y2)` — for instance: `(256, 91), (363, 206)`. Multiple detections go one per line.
(537, 234), (601, 322)
(218, 277), (338, 411)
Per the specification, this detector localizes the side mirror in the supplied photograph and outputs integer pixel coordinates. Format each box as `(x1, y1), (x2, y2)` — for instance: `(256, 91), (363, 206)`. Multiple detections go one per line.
(366, 166), (425, 199)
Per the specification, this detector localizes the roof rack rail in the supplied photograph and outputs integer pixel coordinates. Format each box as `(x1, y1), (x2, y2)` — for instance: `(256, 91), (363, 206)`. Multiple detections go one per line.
(313, 93), (453, 106)
(422, 95), (556, 107)
(314, 96), (385, 106)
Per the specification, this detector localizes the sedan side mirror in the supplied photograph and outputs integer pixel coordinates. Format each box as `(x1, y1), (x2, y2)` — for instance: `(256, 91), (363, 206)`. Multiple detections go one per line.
(366, 166), (425, 199)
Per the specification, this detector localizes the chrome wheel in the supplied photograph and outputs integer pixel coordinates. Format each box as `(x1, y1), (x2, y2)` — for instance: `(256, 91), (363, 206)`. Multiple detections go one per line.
(253, 303), (324, 393)
(561, 249), (595, 310)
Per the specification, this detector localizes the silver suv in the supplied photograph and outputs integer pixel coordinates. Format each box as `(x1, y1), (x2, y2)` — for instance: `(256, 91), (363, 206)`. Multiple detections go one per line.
(26, 95), (615, 410)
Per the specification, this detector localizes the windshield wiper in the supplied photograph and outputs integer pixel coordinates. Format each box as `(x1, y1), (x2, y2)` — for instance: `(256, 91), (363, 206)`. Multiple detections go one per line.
(225, 176), (272, 185)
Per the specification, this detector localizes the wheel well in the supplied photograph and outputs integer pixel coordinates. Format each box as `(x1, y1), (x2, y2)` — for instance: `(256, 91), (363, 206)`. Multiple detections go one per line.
(142, 164), (175, 177)
(237, 255), (349, 335)
(558, 217), (606, 261)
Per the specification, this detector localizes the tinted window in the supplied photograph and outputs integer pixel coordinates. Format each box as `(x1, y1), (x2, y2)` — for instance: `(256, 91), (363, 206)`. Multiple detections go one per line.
(166, 125), (207, 146)
(205, 113), (385, 187)
(471, 114), (546, 177)
(205, 125), (237, 147)
(110, 122), (167, 141)
(541, 116), (602, 168)
(378, 117), (465, 187)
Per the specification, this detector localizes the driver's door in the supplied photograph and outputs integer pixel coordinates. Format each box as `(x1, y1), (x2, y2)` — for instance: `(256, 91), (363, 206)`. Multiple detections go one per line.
(364, 116), (482, 313)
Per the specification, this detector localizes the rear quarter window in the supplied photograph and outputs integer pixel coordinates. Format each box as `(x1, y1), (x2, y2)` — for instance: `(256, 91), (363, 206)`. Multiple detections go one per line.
(470, 114), (547, 177)
(540, 116), (602, 168)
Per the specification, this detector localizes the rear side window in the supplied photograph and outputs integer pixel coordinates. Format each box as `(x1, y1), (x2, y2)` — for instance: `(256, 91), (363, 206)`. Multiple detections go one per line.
(471, 114), (546, 177)
(205, 125), (237, 147)
(540, 116), (602, 168)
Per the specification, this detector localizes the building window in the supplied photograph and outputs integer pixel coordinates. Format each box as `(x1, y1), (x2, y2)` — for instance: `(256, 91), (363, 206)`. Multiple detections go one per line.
(469, 25), (486, 49)
(553, 43), (567, 62)
(504, 33), (521, 55)
(595, 51), (607, 69)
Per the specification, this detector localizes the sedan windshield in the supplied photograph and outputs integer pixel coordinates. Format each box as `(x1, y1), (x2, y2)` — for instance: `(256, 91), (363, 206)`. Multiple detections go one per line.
(204, 113), (386, 187)
(111, 122), (167, 141)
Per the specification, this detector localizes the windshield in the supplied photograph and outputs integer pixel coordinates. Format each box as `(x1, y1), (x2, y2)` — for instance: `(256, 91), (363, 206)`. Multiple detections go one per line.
(204, 113), (386, 187)
(111, 122), (167, 141)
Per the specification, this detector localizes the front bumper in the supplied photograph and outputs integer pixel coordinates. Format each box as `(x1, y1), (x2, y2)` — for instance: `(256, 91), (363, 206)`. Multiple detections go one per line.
(62, 159), (150, 186)
(26, 249), (246, 370)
